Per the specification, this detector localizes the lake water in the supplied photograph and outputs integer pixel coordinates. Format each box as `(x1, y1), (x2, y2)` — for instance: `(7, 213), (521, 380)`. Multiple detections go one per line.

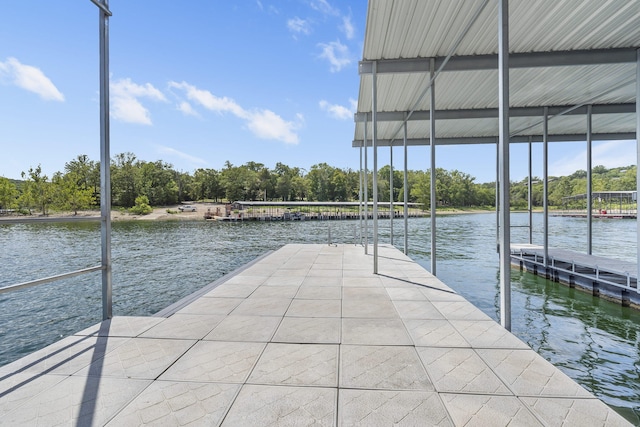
(1, 213), (639, 423)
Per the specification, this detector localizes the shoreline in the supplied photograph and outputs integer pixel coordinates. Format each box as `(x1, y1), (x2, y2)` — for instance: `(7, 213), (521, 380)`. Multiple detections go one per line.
(0, 203), (538, 222)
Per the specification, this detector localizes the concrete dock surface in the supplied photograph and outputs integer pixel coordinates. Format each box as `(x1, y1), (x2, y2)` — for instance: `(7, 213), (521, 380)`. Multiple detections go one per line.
(0, 244), (630, 426)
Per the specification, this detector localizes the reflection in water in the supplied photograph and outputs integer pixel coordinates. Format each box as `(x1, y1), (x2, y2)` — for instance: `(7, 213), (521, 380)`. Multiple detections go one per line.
(423, 214), (640, 423)
(0, 213), (639, 422)
(511, 271), (640, 422)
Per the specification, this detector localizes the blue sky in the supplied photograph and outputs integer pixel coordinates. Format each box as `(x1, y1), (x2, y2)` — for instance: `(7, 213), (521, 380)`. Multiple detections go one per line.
(0, 1), (636, 184)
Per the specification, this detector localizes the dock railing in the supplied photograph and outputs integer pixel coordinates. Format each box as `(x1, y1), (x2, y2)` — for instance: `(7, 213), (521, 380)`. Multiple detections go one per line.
(0, 217), (104, 296)
(1, 0), (113, 320)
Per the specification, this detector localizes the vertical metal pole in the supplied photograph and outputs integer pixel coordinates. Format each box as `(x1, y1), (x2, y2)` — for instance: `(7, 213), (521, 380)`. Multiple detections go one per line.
(390, 144), (394, 245)
(543, 106), (549, 269)
(636, 49), (640, 285)
(359, 143), (363, 245)
(430, 58), (437, 276)
(364, 117), (369, 254)
(528, 137), (533, 244)
(403, 120), (409, 255)
(498, 0), (511, 331)
(587, 105), (593, 255)
(372, 61), (379, 274)
(98, 0), (112, 320)
(496, 141), (500, 251)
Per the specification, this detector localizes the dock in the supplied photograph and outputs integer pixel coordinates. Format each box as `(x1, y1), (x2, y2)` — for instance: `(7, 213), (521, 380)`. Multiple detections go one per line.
(0, 244), (630, 426)
(550, 211), (637, 219)
(511, 244), (639, 308)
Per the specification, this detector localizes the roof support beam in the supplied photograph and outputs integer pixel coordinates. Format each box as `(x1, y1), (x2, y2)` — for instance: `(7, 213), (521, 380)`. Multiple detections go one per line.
(352, 132), (636, 147)
(359, 48), (638, 75)
(354, 103), (635, 122)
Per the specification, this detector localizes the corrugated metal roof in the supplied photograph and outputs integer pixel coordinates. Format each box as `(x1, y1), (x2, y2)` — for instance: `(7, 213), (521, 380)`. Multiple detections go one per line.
(354, 0), (640, 147)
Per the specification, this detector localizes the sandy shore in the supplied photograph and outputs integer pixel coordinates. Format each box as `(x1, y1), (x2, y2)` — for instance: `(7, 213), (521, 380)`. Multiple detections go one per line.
(0, 202), (222, 222)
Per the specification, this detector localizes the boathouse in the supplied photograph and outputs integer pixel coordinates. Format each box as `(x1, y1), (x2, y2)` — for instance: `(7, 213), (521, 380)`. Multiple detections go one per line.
(352, 0), (640, 326)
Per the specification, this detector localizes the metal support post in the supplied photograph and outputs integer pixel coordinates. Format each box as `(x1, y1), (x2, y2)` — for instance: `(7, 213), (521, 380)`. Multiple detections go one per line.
(359, 143), (363, 245)
(496, 142), (499, 251)
(587, 105), (593, 254)
(403, 120), (409, 255)
(430, 58), (437, 276)
(528, 137), (532, 244)
(637, 49), (640, 285)
(543, 106), (549, 269)
(372, 61), (379, 274)
(390, 145), (394, 246)
(97, 0), (112, 320)
(498, 0), (511, 331)
(364, 118), (369, 254)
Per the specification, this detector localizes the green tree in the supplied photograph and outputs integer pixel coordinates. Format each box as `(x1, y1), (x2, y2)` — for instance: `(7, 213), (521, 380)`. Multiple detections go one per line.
(111, 152), (139, 207)
(292, 174), (309, 201)
(52, 171), (96, 214)
(410, 170), (430, 208)
(0, 177), (18, 210)
(220, 161), (260, 201)
(137, 160), (178, 206)
(65, 155), (98, 194)
(174, 170), (193, 202)
(191, 168), (222, 201)
(259, 167), (275, 201)
(274, 163), (309, 201)
(129, 195), (153, 215)
(307, 163), (335, 201)
(20, 165), (52, 215)
(330, 169), (348, 201)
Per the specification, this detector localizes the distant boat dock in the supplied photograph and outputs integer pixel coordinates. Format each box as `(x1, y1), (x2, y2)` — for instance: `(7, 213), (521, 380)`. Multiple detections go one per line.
(555, 191), (637, 219)
(205, 201), (426, 221)
(551, 211), (637, 219)
(511, 243), (639, 308)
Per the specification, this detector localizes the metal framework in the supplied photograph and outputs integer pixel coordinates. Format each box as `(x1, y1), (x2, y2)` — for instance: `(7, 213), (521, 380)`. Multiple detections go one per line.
(0, 1), (113, 320)
(354, 0), (640, 330)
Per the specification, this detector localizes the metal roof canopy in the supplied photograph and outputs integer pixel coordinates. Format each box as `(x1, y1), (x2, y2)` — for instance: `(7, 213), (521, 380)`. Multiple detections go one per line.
(353, 0), (640, 147)
(353, 0), (640, 331)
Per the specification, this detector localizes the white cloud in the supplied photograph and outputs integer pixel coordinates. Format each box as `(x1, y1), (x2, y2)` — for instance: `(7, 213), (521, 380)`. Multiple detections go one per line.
(169, 80), (301, 144)
(157, 145), (207, 166)
(319, 99), (354, 120)
(0, 57), (64, 101)
(110, 78), (166, 125)
(169, 81), (245, 117)
(318, 40), (351, 72)
(309, 0), (338, 16)
(246, 109), (299, 144)
(340, 15), (355, 40)
(177, 101), (200, 117)
(287, 16), (312, 36)
(549, 140), (636, 177)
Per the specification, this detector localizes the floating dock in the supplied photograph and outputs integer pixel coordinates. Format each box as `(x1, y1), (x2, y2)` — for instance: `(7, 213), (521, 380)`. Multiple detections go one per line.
(0, 244), (629, 425)
(550, 211), (637, 219)
(511, 244), (639, 308)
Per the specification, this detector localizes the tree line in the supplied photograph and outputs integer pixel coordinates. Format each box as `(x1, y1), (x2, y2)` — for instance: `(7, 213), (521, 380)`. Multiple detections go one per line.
(0, 152), (636, 215)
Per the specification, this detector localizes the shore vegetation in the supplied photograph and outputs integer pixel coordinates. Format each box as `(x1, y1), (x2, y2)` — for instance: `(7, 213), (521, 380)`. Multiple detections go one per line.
(0, 152), (636, 217)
